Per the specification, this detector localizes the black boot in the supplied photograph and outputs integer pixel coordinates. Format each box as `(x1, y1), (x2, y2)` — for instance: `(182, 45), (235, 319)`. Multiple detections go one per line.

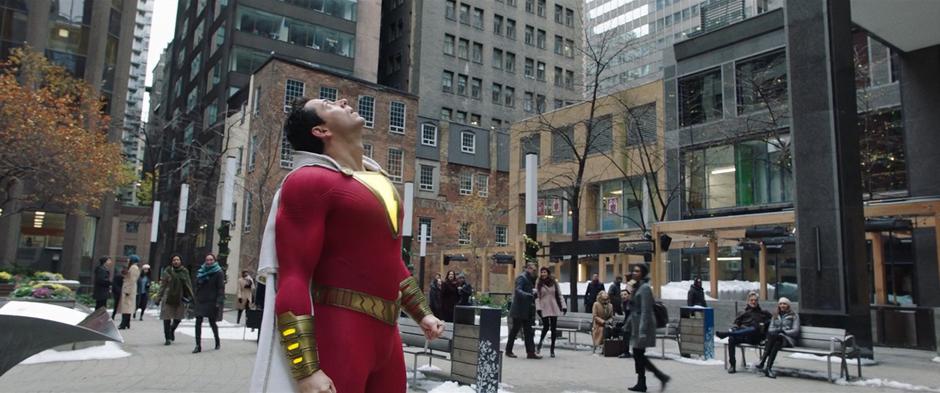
(536, 342), (542, 354)
(728, 349), (737, 374)
(628, 375), (647, 392)
(716, 330), (730, 339)
(764, 350), (777, 378)
(657, 373), (671, 392)
(192, 345), (201, 353)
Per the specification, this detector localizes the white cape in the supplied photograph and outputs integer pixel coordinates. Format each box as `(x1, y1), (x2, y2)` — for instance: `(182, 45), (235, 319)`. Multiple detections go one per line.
(249, 151), (384, 393)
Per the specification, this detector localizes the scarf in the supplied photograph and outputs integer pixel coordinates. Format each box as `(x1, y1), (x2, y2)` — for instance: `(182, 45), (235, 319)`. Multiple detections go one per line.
(196, 262), (222, 283)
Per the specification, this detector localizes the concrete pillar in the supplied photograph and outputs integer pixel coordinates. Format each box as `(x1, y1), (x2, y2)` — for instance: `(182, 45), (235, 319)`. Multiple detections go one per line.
(785, 0), (872, 352)
(24, 0), (51, 52)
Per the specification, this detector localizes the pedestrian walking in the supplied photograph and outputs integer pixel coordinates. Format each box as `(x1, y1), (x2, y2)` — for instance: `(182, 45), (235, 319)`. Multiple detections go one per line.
(687, 277), (707, 307)
(717, 291), (771, 373)
(135, 264), (151, 320)
(440, 270), (459, 322)
(457, 274), (473, 306)
(110, 265), (124, 320)
(429, 273), (443, 319)
(609, 276), (624, 315)
(628, 264), (670, 392)
(117, 255), (140, 330)
(158, 254), (193, 346)
(584, 274), (604, 312)
(192, 253), (225, 353)
(506, 263), (541, 359)
(93, 256), (112, 310)
(236, 270), (254, 324)
(617, 280), (636, 358)
(535, 267), (566, 358)
(756, 297), (800, 378)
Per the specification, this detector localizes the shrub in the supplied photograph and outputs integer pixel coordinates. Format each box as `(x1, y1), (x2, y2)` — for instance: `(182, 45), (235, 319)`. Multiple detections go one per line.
(0, 271), (11, 283)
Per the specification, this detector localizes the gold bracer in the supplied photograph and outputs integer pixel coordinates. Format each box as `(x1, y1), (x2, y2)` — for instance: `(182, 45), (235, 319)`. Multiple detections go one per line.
(399, 276), (433, 323)
(276, 312), (319, 380)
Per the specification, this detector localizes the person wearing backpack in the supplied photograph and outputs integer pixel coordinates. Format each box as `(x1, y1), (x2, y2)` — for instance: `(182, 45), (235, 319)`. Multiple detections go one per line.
(627, 264), (670, 392)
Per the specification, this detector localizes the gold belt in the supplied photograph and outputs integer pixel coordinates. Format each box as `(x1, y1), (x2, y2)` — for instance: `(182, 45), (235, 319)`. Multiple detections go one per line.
(311, 285), (401, 326)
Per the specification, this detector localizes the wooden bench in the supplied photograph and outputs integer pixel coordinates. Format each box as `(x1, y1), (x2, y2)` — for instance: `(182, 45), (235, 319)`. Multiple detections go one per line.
(399, 318), (454, 385)
(723, 326), (862, 382)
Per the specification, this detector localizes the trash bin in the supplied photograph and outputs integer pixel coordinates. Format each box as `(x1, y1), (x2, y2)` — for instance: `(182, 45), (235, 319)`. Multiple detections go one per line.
(453, 305), (502, 393)
(679, 306), (714, 359)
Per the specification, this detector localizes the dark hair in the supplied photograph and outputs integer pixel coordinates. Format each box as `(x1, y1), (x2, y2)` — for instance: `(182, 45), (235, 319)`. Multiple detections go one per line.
(205, 253), (216, 260)
(98, 256), (110, 266)
(170, 253), (182, 263)
(537, 267), (555, 293)
(284, 96), (325, 153)
(635, 263), (649, 278)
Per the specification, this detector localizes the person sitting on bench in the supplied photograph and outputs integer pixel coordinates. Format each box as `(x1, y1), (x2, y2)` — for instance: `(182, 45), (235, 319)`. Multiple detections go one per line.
(717, 291), (772, 373)
(757, 297), (800, 378)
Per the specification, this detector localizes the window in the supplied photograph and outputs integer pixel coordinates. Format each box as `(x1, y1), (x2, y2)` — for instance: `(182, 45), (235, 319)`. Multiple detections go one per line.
(492, 118), (503, 129)
(421, 123), (438, 146)
(525, 25), (535, 45)
(418, 164), (436, 193)
(495, 225), (508, 245)
(471, 78), (482, 99)
(187, 88), (198, 112)
(565, 8), (574, 27)
(445, 0), (456, 20)
(551, 126), (575, 162)
(524, 58), (535, 79)
(537, 0), (546, 16)
(506, 19), (516, 40)
(444, 34), (455, 55)
(505, 52), (516, 73)
(458, 38), (469, 60)
(124, 245), (137, 256)
(418, 217), (433, 242)
(520, 134), (540, 166)
(126, 222), (139, 233)
(536, 94), (546, 113)
(566, 70), (575, 89)
(472, 8), (484, 28)
(358, 96), (375, 128)
(190, 52), (202, 81)
(679, 68), (723, 126)
(457, 74), (468, 95)
(626, 103), (657, 146)
(492, 49), (503, 70)
(248, 135), (258, 172)
(525, 0), (534, 13)
(236, 6), (355, 57)
(455, 111), (467, 124)
(504, 86), (515, 107)
(493, 15), (503, 35)
(387, 148), (403, 182)
(461, 131), (476, 153)
(537, 29), (546, 49)
(459, 3), (470, 24)
(860, 109), (907, 196)
(472, 42), (483, 63)
(284, 79), (305, 112)
(459, 173), (473, 195)
(206, 104), (219, 125)
(476, 174), (489, 197)
(441, 107), (452, 121)
(363, 143), (373, 158)
(735, 49), (788, 115)
(442, 70), (454, 93)
(588, 114), (613, 154)
(524, 91), (534, 112)
(554, 66), (564, 86)
(183, 123), (194, 145)
(319, 86), (338, 101)
(458, 222), (471, 245)
(243, 192), (252, 233)
(280, 131), (293, 168)
(470, 114), (481, 126)
(554, 5), (563, 23)
(389, 102), (406, 133)
(555, 35), (564, 55)
(564, 39), (574, 58)
(492, 83), (502, 104)
(536, 62), (546, 81)
(599, 178), (645, 231)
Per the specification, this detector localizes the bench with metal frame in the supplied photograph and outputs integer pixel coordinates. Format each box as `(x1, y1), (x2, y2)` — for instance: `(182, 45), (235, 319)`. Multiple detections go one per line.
(722, 326), (862, 382)
(399, 318), (454, 385)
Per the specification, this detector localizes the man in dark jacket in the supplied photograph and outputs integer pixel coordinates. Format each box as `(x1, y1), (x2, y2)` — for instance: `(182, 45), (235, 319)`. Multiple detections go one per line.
(584, 274), (605, 312)
(110, 266), (124, 320)
(608, 276), (623, 315)
(716, 291), (771, 373)
(506, 263), (541, 359)
(93, 256), (113, 310)
(456, 275), (473, 306)
(687, 277), (708, 307)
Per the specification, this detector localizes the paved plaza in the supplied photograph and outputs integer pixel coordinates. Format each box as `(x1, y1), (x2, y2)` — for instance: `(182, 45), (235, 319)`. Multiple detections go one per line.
(3, 309), (940, 393)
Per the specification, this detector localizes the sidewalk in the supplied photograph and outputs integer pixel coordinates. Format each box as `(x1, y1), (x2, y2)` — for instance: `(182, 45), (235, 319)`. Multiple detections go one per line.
(4, 312), (938, 393)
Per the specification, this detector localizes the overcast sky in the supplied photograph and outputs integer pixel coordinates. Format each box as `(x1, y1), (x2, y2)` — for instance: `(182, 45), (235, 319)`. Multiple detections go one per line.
(141, 1), (178, 123)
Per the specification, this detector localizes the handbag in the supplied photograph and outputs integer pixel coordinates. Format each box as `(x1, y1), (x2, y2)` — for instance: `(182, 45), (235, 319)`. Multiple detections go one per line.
(603, 338), (626, 357)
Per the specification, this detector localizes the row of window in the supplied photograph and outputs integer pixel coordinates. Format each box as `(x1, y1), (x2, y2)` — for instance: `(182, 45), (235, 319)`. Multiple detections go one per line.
(276, 79), (404, 132)
(415, 218), (508, 246)
(235, 5), (356, 58)
(439, 108), (483, 127)
(419, 123), (479, 156)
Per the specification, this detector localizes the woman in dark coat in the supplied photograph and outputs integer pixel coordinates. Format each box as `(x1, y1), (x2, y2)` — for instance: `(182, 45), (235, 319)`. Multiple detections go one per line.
(93, 256), (113, 310)
(158, 253), (193, 345)
(628, 264), (670, 392)
(110, 267), (125, 320)
(428, 273), (443, 319)
(439, 270), (459, 322)
(192, 253), (225, 353)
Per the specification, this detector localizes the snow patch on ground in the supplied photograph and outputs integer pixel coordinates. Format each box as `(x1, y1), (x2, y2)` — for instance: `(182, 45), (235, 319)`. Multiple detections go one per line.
(418, 364), (442, 372)
(835, 378), (940, 392)
(21, 342), (130, 365)
(0, 300), (88, 325)
(425, 381), (514, 393)
(647, 352), (724, 366)
(788, 352), (878, 366)
(557, 280), (769, 300)
(932, 356), (940, 364)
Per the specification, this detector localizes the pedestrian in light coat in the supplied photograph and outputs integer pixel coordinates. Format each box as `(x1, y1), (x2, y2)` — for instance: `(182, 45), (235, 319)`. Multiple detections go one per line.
(117, 255), (140, 329)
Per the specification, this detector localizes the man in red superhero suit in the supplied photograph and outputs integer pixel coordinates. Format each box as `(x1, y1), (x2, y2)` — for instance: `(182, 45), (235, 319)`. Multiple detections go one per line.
(264, 97), (444, 393)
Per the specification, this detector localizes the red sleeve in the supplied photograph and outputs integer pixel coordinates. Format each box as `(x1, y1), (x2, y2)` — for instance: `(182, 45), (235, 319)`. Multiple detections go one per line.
(274, 168), (332, 317)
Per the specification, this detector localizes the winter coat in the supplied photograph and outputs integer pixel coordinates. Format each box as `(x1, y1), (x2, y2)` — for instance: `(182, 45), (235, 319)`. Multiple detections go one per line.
(733, 305), (772, 332)
(509, 272), (536, 320)
(159, 265), (193, 320)
(457, 282), (473, 306)
(118, 264), (140, 314)
(535, 281), (565, 318)
(440, 279), (459, 322)
(608, 281), (623, 313)
(237, 276), (254, 310)
(137, 274), (151, 295)
(767, 310), (800, 347)
(111, 273), (124, 298)
(93, 265), (111, 301)
(584, 280), (605, 310)
(628, 278), (657, 349)
(592, 294), (613, 346)
(194, 269), (226, 320)
(428, 280), (442, 318)
(687, 284), (707, 307)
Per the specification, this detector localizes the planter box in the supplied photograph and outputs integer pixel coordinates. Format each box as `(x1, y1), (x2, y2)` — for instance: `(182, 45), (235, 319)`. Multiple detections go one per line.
(0, 283), (14, 298)
(13, 298), (77, 308)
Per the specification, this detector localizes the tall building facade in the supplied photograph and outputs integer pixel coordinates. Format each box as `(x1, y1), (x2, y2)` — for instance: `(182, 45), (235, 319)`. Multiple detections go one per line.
(0, 0), (139, 282)
(120, 0), (154, 204)
(585, 0), (781, 94)
(152, 0), (381, 270)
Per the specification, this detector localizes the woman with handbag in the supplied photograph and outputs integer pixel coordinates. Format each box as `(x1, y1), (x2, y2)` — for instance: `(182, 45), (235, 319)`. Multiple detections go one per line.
(591, 290), (613, 353)
(236, 270), (254, 324)
(158, 254), (193, 346)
